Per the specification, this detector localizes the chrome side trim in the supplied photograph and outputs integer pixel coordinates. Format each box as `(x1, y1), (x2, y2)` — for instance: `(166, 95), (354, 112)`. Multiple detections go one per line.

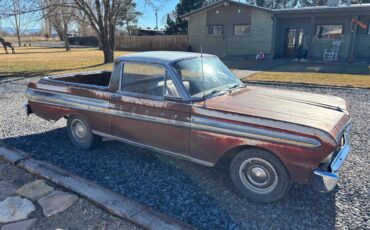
(26, 88), (109, 112)
(109, 109), (190, 128)
(26, 88), (190, 128)
(191, 116), (321, 148)
(92, 130), (215, 167)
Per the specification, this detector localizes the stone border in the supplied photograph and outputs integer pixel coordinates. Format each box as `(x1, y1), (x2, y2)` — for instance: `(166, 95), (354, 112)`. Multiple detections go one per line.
(0, 142), (194, 230)
(245, 80), (370, 90)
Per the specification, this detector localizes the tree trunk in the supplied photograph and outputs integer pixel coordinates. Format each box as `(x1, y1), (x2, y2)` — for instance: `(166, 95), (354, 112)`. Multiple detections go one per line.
(14, 15), (21, 46)
(63, 20), (70, 51)
(16, 30), (21, 46)
(102, 44), (114, 63)
(63, 33), (70, 51)
(101, 38), (113, 63)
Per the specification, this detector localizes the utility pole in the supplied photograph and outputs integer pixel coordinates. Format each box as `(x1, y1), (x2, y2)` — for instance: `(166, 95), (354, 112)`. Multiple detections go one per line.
(155, 8), (158, 30)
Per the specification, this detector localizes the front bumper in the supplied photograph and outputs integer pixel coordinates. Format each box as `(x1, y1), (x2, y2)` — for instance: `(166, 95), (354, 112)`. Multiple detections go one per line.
(312, 126), (351, 193)
(23, 100), (33, 116)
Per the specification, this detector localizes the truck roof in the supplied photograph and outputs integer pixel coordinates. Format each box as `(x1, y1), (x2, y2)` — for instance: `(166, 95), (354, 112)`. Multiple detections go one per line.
(115, 51), (216, 65)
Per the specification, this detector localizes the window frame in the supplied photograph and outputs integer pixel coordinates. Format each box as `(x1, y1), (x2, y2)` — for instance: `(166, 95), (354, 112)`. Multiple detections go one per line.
(207, 25), (223, 36)
(118, 61), (182, 101)
(316, 24), (344, 39)
(233, 24), (251, 36)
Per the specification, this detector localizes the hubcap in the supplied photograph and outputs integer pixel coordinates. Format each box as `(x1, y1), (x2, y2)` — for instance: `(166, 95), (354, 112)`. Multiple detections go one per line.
(239, 158), (278, 194)
(71, 119), (87, 142)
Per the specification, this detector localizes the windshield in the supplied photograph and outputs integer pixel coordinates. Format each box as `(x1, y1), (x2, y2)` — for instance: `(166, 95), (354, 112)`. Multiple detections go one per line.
(172, 57), (243, 99)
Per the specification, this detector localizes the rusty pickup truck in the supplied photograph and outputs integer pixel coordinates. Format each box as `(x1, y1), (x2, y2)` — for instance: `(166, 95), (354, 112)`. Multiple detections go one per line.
(25, 51), (352, 202)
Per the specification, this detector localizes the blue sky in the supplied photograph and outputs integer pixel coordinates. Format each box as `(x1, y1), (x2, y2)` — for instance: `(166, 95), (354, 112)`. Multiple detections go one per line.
(0, 0), (180, 31)
(136, 0), (179, 29)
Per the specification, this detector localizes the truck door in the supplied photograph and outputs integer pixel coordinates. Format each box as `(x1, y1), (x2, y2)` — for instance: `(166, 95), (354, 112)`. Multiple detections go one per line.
(108, 62), (191, 157)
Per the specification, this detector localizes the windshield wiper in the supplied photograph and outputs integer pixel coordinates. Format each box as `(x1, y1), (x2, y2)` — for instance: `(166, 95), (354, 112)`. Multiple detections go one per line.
(227, 83), (246, 92)
(206, 88), (227, 97)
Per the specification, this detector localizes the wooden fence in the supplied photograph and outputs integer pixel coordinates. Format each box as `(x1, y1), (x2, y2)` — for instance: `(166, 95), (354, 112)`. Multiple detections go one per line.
(115, 35), (189, 51)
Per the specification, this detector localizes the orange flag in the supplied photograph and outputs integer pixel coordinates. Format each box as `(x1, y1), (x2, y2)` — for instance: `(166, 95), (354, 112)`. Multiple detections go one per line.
(352, 18), (368, 30)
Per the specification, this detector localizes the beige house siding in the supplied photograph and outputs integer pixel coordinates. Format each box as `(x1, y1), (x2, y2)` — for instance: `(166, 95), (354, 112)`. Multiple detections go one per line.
(188, 4), (273, 57)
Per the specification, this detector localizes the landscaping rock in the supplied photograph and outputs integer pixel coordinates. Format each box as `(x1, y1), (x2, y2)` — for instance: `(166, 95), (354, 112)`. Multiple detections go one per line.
(38, 191), (78, 217)
(0, 196), (35, 224)
(1, 218), (37, 230)
(0, 181), (19, 200)
(16, 180), (54, 201)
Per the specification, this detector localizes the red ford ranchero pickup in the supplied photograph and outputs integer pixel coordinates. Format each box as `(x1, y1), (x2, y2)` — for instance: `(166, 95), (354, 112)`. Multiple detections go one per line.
(25, 51), (352, 202)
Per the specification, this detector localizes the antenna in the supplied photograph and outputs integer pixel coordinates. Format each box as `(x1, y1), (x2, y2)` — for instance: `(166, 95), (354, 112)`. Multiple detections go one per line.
(200, 31), (206, 107)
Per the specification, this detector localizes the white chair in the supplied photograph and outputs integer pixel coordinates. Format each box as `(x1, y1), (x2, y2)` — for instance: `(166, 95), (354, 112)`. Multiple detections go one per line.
(323, 39), (341, 61)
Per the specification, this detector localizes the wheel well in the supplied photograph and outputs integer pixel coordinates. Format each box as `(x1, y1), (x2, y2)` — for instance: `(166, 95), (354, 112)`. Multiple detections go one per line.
(215, 145), (291, 179)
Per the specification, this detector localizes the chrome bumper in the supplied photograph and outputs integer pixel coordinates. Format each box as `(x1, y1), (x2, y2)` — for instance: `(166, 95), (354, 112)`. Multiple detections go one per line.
(312, 126), (351, 193)
(23, 100), (33, 116)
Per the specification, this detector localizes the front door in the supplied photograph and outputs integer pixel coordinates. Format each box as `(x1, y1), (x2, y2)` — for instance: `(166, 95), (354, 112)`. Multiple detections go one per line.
(283, 28), (304, 58)
(108, 62), (191, 156)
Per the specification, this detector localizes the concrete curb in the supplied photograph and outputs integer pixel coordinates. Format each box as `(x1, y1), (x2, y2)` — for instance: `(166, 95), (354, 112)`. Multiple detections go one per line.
(0, 142), (194, 230)
(245, 80), (370, 90)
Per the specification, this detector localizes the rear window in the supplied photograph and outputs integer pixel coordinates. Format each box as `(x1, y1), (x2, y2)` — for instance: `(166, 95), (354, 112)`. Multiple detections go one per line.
(121, 63), (180, 99)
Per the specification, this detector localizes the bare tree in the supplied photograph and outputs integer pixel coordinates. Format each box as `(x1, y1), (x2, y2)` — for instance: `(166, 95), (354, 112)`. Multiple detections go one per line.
(47, 0), (75, 51)
(118, 2), (141, 36)
(38, 0), (52, 38)
(0, 0), (35, 46)
(73, 0), (138, 63)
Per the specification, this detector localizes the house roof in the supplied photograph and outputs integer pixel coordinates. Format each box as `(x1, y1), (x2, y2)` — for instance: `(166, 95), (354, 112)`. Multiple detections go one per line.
(273, 3), (370, 14)
(181, 0), (370, 18)
(181, 0), (271, 18)
(116, 51), (215, 65)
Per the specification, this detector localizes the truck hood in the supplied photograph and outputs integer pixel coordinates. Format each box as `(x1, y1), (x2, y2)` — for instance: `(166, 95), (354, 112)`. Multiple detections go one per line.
(202, 86), (351, 139)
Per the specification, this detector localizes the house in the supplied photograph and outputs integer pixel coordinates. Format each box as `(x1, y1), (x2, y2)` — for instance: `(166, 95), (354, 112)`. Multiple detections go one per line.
(182, 0), (370, 60)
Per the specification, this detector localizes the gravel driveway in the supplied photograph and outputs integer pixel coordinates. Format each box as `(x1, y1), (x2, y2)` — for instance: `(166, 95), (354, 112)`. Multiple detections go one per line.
(1, 76), (369, 229)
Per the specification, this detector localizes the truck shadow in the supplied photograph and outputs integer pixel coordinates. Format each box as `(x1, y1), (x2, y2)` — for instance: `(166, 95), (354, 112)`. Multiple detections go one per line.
(2, 128), (336, 229)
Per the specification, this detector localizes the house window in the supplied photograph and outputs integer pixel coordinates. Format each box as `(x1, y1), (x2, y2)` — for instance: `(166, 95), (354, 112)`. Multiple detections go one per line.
(316, 25), (343, 39)
(207, 25), (223, 36)
(233, 24), (250, 35)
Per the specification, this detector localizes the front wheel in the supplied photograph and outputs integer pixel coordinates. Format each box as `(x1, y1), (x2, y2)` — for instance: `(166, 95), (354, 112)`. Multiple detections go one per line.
(230, 149), (291, 203)
(67, 115), (100, 150)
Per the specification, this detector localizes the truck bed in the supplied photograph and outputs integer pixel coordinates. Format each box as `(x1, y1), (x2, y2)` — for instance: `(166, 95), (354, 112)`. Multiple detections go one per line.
(46, 71), (112, 88)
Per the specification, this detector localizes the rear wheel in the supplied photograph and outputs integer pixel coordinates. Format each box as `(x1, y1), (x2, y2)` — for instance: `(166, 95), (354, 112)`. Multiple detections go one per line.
(67, 115), (99, 149)
(230, 148), (291, 203)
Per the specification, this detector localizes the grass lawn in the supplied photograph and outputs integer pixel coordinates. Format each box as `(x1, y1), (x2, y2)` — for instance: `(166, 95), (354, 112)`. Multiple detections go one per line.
(1, 46), (370, 88)
(0, 46), (133, 78)
(246, 62), (370, 88)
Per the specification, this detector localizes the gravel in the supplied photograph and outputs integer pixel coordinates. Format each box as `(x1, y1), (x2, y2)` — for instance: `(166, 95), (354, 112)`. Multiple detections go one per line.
(1, 76), (369, 229)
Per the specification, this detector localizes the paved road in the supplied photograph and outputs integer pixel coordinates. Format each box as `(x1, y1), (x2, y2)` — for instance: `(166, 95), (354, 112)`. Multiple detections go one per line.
(1, 76), (369, 229)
